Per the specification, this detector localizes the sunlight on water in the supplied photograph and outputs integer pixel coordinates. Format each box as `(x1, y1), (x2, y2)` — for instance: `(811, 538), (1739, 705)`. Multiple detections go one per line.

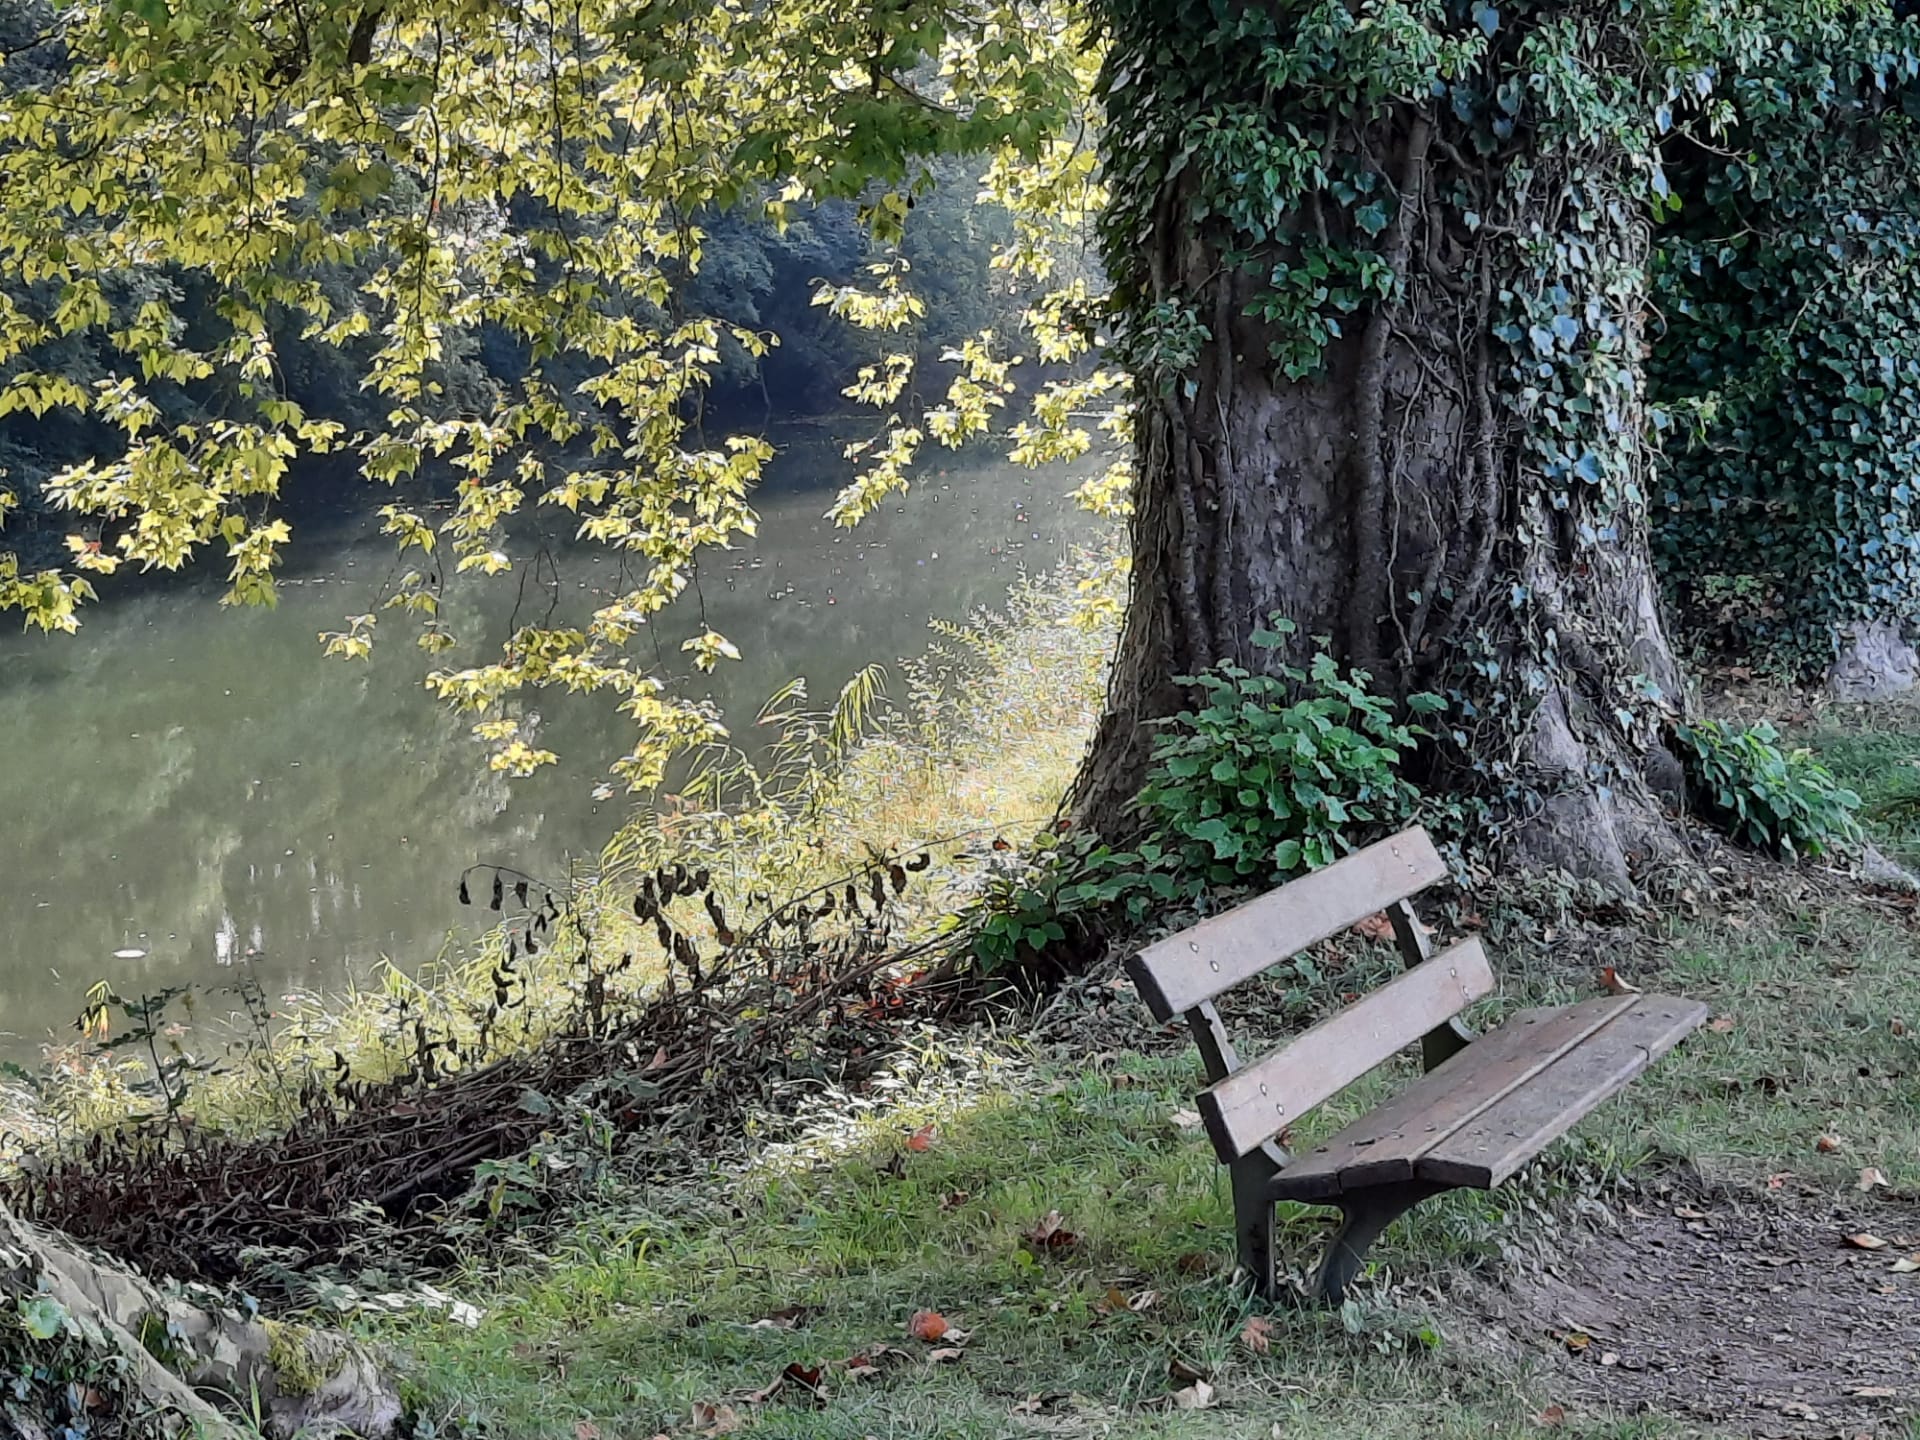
(0, 433), (1109, 1059)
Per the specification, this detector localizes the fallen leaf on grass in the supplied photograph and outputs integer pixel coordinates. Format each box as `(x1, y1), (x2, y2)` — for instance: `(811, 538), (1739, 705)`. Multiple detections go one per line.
(1817, 1134), (1843, 1154)
(1023, 1210), (1078, 1252)
(689, 1401), (742, 1435)
(1539, 1404), (1566, 1427)
(908, 1310), (949, 1342)
(1673, 1205), (1708, 1220)
(842, 1344), (906, 1381)
(1849, 1386), (1898, 1398)
(1858, 1167), (1889, 1191)
(1889, 1255), (1920, 1273)
(1707, 1015), (1736, 1033)
(1240, 1317), (1274, 1355)
(1846, 1233), (1890, 1250)
(1767, 1172), (1794, 1190)
(748, 1304), (816, 1330)
(906, 1124), (936, 1153)
(926, 1347), (966, 1365)
(1175, 1251), (1212, 1275)
(574, 1424), (601, 1440)
(1170, 1107), (1203, 1131)
(1352, 912), (1394, 942)
(1563, 1331), (1591, 1354)
(1170, 1379), (1216, 1411)
(1168, 1357), (1208, 1385)
(1598, 967), (1641, 996)
(939, 1190), (969, 1211)
(781, 1363), (825, 1398)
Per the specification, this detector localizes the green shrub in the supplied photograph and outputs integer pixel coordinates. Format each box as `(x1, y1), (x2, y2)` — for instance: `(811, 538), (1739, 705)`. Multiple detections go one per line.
(964, 830), (1162, 975)
(1675, 718), (1862, 857)
(1135, 622), (1439, 886)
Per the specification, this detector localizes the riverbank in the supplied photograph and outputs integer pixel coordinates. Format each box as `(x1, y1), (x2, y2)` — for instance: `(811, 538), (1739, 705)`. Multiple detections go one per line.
(369, 713), (1920, 1439)
(4, 546), (1122, 1151)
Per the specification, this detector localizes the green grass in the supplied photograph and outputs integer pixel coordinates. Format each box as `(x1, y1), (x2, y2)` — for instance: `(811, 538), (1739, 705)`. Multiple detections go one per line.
(383, 866), (1920, 1436)
(1798, 704), (1920, 866)
(312, 715), (1920, 1440)
(389, 1035), (1678, 1439)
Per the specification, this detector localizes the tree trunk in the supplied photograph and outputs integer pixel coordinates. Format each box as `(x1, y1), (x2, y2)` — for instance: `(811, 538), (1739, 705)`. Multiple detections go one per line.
(1076, 4), (1690, 889)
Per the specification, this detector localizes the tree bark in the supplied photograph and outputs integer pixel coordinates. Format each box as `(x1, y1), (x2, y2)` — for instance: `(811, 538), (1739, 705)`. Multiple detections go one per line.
(1076, 39), (1690, 889)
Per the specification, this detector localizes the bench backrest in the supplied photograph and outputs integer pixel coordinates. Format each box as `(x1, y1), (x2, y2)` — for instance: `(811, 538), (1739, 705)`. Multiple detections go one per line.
(1125, 828), (1488, 1163)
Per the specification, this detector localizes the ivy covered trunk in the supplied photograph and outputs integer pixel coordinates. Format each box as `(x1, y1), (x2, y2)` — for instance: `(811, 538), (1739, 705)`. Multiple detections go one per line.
(1075, 0), (1693, 888)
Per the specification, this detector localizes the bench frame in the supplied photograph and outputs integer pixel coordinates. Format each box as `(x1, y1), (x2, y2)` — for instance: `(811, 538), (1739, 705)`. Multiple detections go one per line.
(1127, 829), (1704, 1302)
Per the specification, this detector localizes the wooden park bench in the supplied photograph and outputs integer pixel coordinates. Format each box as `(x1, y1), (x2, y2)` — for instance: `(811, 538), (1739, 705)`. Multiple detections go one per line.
(1126, 826), (1706, 1302)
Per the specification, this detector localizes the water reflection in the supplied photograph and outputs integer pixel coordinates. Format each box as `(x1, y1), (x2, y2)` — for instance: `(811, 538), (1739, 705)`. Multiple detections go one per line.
(0, 434), (1109, 1059)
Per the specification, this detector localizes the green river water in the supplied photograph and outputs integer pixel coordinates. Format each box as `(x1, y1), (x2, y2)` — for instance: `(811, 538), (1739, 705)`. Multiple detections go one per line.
(0, 432), (1108, 1061)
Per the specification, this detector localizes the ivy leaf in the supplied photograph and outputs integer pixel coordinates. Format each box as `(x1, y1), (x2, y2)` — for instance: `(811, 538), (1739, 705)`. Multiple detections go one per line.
(1472, 2), (1499, 38)
(19, 1295), (67, 1341)
(1354, 201), (1391, 237)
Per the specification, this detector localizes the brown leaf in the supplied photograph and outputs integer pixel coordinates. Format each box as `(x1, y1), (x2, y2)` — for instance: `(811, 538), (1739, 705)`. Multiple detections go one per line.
(1846, 1232), (1890, 1250)
(1095, 1287), (1131, 1316)
(1563, 1331), (1591, 1354)
(781, 1363), (825, 1397)
(1170, 1379), (1216, 1411)
(574, 1424), (602, 1440)
(906, 1123), (936, 1153)
(1168, 1356), (1208, 1385)
(741, 1375), (785, 1405)
(1023, 1210), (1078, 1251)
(1849, 1386), (1898, 1399)
(1673, 1205), (1708, 1220)
(908, 1309), (949, 1343)
(1351, 912), (1394, 942)
(1539, 1404), (1567, 1427)
(1859, 1167), (1889, 1192)
(1598, 967), (1641, 996)
(1175, 1251), (1212, 1275)
(690, 1401), (743, 1435)
(1707, 1015), (1736, 1033)
(926, 1347), (965, 1365)
(1766, 1171), (1794, 1190)
(645, 1046), (668, 1072)
(938, 1190), (970, 1211)
(1817, 1134), (1842, 1154)
(748, 1304), (816, 1330)
(1240, 1317), (1274, 1355)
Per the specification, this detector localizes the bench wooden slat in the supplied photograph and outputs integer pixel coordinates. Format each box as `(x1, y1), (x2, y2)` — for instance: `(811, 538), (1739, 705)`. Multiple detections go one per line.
(1126, 830), (1448, 1022)
(1196, 936), (1494, 1162)
(1416, 994), (1709, 1188)
(1268, 994), (1641, 1200)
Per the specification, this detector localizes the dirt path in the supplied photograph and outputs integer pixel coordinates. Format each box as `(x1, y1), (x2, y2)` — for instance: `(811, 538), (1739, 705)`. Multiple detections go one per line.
(1461, 1184), (1919, 1437)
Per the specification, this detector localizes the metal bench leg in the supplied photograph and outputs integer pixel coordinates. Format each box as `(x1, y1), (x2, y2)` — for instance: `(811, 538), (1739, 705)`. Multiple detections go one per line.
(1231, 1152), (1281, 1298)
(1311, 1180), (1450, 1303)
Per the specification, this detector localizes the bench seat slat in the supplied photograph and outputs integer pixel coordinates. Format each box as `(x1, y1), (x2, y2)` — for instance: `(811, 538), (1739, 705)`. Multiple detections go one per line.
(1416, 994), (1709, 1189)
(1126, 830), (1448, 1022)
(1268, 994), (1641, 1201)
(1196, 937), (1494, 1163)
